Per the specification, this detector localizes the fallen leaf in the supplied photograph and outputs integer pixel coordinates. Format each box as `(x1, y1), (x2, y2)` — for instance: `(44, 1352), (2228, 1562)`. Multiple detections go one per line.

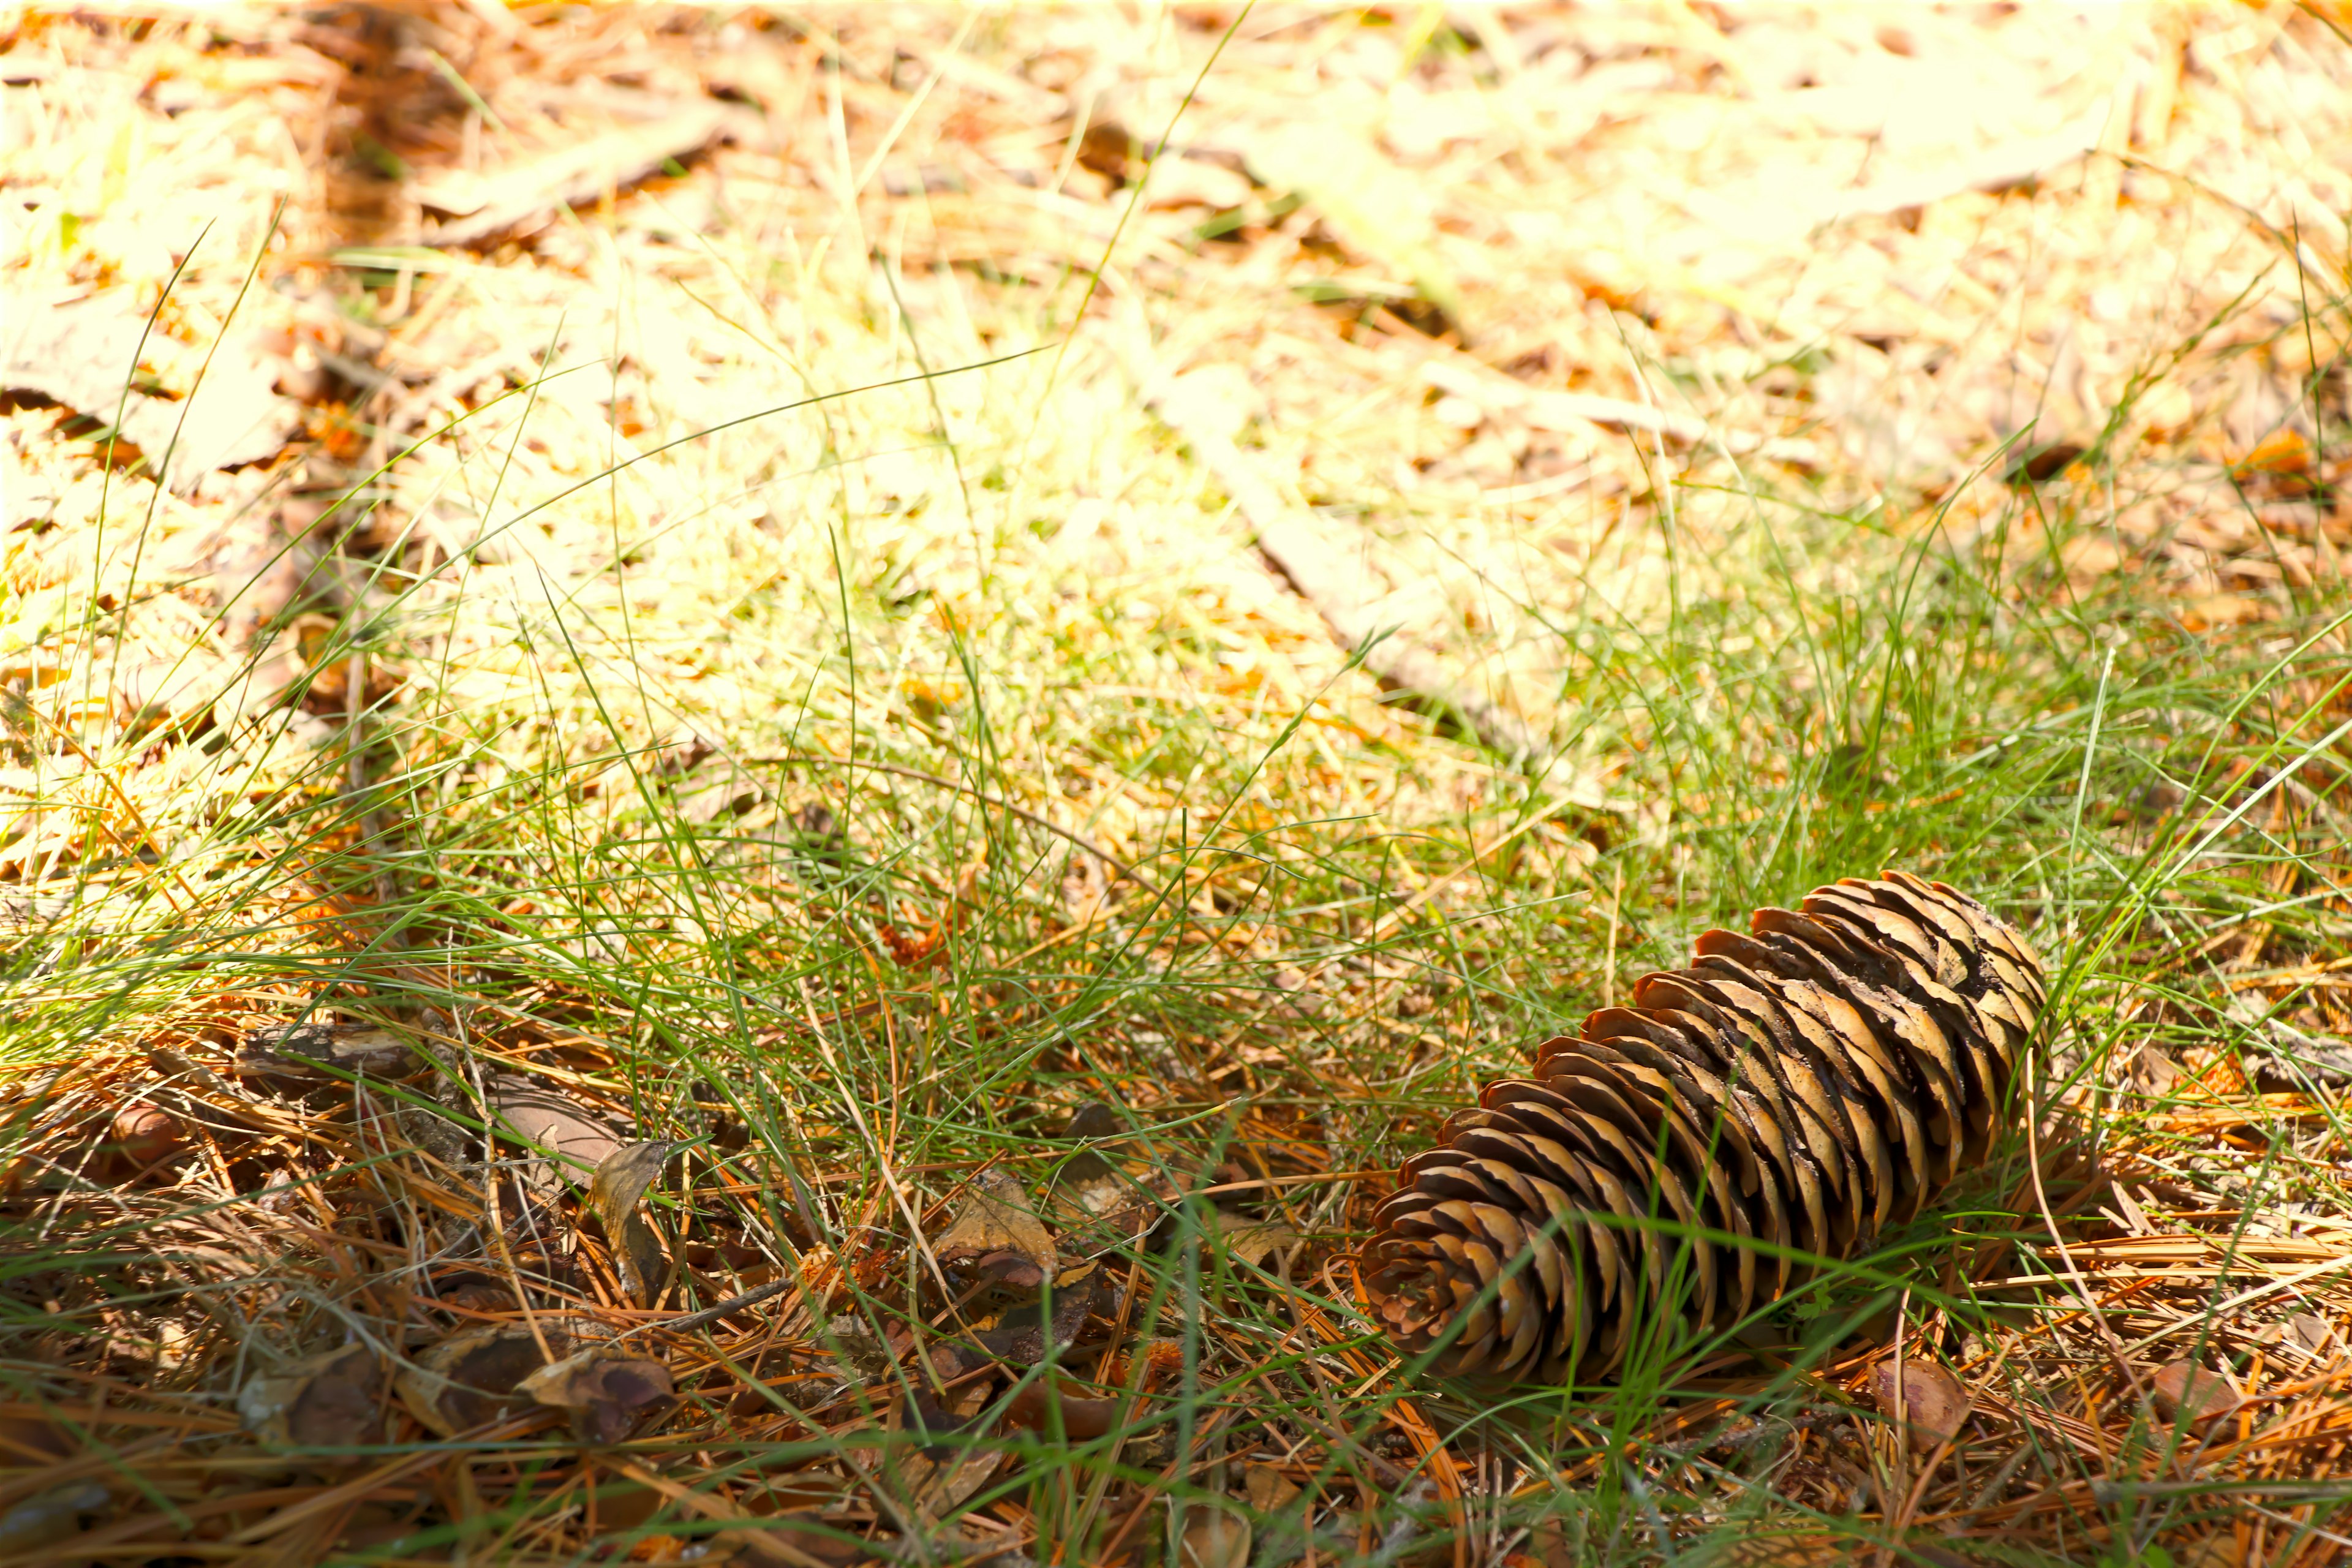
(238, 1342), (384, 1449)
(0, 287), (304, 492)
(1243, 1462), (1302, 1513)
(1179, 1503), (1252, 1568)
(518, 1345), (676, 1445)
(395, 1325), (562, 1437)
(420, 100), (754, 248)
(2149, 1359), (2245, 1429)
(1003, 1379), (1121, 1441)
(1213, 1210), (1303, 1271)
(2230, 426), (2314, 491)
(2130, 1045), (2182, 1096)
(486, 1074), (626, 1185)
(1245, 124), (1464, 336)
(2287, 1313), (2337, 1357)
(2004, 439), (2087, 485)
(588, 1140), (677, 1305)
(934, 1167), (1058, 1303)
(1868, 1355), (1971, 1455)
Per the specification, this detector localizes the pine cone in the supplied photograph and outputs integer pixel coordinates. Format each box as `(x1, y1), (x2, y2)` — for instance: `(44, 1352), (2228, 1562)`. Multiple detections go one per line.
(1364, 871), (2045, 1381)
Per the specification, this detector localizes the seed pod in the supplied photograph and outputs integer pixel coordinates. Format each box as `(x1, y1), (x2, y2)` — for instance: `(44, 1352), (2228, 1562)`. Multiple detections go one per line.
(1363, 872), (2045, 1381)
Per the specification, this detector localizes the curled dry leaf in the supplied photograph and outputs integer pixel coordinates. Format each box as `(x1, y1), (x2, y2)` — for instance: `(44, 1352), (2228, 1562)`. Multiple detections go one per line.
(395, 1325), (562, 1437)
(518, 1345), (676, 1446)
(238, 1341), (384, 1449)
(1003, 1378), (1121, 1441)
(2149, 1359), (2245, 1429)
(966, 1264), (1106, 1366)
(1868, 1355), (1972, 1455)
(587, 1139), (677, 1306)
(934, 1167), (1059, 1302)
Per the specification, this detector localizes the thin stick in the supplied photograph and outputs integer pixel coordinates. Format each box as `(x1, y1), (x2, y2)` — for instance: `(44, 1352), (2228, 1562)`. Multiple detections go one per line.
(748, 750), (1170, 903)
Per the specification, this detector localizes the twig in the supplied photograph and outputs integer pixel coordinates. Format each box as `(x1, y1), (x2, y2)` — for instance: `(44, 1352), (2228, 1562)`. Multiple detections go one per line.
(1415, 353), (1823, 469)
(747, 751), (1170, 904)
(624, 1274), (800, 1339)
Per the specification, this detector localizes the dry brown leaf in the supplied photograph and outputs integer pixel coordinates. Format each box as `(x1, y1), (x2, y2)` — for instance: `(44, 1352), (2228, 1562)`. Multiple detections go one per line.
(2148, 1359), (2245, 1429)
(1003, 1378), (1121, 1441)
(394, 1325), (562, 1438)
(419, 100), (753, 248)
(487, 1073), (626, 1182)
(0, 287), (303, 492)
(1243, 1462), (1302, 1514)
(1213, 1210), (1303, 1271)
(2130, 1044), (2183, 1096)
(1868, 1355), (1972, 1455)
(518, 1344), (677, 1446)
(238, 1342), (384, 1449)
(934, 1167), (1058, 1301)
(2287, 1312), (2338, 1358)
(1178, 1504), (1252, 1568)
(588, 1140), (677, 1305)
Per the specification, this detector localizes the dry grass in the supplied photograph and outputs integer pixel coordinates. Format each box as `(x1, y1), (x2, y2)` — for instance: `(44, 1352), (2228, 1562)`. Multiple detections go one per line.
(4, 4), (2352, 1565)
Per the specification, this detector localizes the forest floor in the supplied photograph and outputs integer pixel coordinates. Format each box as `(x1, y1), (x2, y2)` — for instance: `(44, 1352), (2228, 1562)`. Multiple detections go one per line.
(4, 4), (2352, 1565)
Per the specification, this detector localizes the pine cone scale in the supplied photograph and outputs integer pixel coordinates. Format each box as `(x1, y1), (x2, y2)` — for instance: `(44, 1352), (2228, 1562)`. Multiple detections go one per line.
(1363, 870), (2046, 1379)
